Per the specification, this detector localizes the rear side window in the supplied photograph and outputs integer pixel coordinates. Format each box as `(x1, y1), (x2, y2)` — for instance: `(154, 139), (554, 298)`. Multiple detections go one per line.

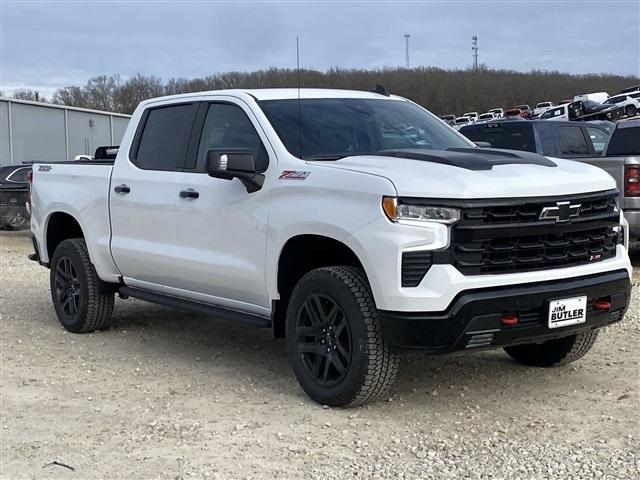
(6, 167), (30, 183)
(133, 104), (195, 171)
(585, 126), (610, 154)
(196, 103), (268, 172)
(555, 126), (589, 155)
(606, 127), (640, 155)
(460, 123), (536, 152)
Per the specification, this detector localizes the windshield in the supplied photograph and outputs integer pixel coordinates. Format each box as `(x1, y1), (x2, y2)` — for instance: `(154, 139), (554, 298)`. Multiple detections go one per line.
(259, 98), (472, 159)
(583, 100), (604, 109)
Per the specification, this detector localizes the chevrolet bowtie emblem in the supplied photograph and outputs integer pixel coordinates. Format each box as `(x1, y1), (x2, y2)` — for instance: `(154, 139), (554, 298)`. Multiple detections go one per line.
(539, 201), (581, 222)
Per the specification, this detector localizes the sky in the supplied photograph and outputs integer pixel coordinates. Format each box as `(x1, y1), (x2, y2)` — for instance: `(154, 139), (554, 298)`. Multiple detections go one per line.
(1, 0), (639, 98)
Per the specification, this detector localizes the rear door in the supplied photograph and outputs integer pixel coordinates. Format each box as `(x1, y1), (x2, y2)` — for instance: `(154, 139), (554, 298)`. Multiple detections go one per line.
(109, 102), (197, 291)
(551, 124), (592, 159)
(169, 99), (274, 315)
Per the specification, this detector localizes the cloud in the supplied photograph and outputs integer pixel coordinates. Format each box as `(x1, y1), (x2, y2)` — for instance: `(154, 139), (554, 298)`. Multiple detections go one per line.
(1, 0), (638, 96)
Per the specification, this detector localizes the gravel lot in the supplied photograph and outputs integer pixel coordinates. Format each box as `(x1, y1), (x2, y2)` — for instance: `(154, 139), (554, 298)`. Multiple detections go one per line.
(1, 231), (638, 479)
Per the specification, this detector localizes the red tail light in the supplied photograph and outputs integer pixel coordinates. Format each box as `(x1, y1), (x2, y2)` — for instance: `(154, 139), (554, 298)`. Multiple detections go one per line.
(625, 165), (640, 197)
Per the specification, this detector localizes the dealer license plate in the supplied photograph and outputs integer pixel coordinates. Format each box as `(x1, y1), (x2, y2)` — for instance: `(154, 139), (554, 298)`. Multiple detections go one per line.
(548, 296), (587, 329)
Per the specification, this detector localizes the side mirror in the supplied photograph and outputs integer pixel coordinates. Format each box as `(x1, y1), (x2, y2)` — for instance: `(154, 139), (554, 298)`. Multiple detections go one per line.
(205, 149), (265, 193)
(474, 141), (492, 148)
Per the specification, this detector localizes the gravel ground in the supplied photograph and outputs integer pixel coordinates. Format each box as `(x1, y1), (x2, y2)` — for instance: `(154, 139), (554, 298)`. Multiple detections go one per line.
(1, 230), (638, 479)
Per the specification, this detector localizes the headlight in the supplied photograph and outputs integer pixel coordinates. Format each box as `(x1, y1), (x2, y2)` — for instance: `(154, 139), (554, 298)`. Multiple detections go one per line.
(382, 197), (460, 225)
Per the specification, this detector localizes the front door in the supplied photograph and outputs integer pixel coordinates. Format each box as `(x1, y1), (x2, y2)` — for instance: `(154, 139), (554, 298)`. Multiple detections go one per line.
(170, 100), (273, 316)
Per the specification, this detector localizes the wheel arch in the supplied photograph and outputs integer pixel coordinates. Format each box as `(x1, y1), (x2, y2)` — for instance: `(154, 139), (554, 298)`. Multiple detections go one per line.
(45, 211), (85, 262)
(271, 233), (369, 338)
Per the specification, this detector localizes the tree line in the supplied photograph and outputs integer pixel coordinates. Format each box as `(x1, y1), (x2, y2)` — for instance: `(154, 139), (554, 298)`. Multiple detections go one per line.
(10, 67), (640, 116)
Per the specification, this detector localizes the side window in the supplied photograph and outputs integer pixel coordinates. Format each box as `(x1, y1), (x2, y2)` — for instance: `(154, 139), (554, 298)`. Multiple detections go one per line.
(7, 167), (30, 183)
(196, 103), (268, 172)
(555, 126), (589, 156)
(585, 127), (609, 154)
(133, 104), (195, 171)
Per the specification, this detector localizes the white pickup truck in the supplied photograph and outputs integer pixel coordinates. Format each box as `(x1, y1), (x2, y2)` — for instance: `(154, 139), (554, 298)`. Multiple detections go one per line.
(29, 89), (633, 406)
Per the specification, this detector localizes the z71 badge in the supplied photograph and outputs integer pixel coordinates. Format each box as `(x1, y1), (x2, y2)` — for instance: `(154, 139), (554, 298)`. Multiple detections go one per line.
(279, 170), (310, 180)
(38, 165), (52, 172)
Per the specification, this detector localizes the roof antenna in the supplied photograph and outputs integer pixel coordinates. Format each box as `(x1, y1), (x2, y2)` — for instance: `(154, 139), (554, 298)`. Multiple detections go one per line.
(296, 36), (302, 158)
(375, 84), (390, 97)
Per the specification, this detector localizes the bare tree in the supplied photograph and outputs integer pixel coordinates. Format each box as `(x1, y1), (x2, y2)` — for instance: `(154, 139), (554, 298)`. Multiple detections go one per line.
(51, 68), (639, 116)
(13, 89), (46, 102)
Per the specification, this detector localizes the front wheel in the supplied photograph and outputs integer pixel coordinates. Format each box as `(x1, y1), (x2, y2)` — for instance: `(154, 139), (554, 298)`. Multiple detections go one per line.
(286, 266), (399, 407)
(50, 238), (115, 333)
(504, 331), (599, 367)
(625, 105), (637, 117)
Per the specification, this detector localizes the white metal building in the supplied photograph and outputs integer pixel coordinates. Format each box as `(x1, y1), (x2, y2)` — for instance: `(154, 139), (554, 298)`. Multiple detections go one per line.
(0, 97), (130, 167)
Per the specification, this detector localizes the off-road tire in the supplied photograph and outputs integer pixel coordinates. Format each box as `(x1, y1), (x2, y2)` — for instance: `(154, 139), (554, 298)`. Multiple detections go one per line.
(50, 238), (114, 333)
(625, 105), (637, 118)
(286, 266), (399, 407)
(504, 331), (599, 367)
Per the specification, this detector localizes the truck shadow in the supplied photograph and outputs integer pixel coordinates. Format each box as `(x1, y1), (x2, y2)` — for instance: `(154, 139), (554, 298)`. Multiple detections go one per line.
(106, 299), (606, 409)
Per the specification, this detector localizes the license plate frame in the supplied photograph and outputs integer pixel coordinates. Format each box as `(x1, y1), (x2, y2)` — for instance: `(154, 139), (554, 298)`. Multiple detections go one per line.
(547, 296), (587, 329)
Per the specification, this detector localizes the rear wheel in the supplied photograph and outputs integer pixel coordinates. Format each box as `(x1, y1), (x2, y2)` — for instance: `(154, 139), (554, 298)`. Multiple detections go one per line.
(50, 239), (115, 333)
(504, 331), (599, 367)
(625, 105), (637, 117)
(286, 266), (399, 407)
(0, 207), (29, 230)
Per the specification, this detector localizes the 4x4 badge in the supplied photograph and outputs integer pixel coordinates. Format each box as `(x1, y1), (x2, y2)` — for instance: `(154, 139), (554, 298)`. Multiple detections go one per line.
(539, 201), (581, 222)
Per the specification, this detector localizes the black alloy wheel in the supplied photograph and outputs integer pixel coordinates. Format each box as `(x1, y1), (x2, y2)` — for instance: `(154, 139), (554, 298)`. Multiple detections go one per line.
(54, 256), (81, 319)
(295, 294), (352, 387)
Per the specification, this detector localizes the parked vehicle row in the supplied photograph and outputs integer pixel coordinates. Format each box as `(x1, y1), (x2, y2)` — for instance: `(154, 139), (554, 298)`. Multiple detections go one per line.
(445, 84), (640, 127)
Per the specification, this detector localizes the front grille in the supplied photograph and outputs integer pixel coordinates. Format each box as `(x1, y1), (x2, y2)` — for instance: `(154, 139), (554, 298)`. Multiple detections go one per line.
(461, 193), (617, 225)
(448, 191), (620, 275)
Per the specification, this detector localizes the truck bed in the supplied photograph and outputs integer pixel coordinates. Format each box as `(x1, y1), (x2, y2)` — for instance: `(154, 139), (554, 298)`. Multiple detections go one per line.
(30, 162), (119, 282)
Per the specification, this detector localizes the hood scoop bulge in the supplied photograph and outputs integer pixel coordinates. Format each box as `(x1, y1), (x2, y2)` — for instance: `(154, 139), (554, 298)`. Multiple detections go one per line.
(376, 148), (557, 171)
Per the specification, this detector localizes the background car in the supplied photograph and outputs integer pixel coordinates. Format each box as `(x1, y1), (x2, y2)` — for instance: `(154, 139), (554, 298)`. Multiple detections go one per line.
(505, 108), (525, 118)
(453, 116), (471, 129)
(574, 91), (610, 104)
(603, 92), (639, 118)
(476, 112), (496, 123)
(459, 119), (610, 156)
(533, 101), (555, 116)
(514, 104), (533, 118)
(487, 107), (505, 118)
(462, 112), (479, 122)
(0, 164), (31, 230)
(440, 114), (456, 125)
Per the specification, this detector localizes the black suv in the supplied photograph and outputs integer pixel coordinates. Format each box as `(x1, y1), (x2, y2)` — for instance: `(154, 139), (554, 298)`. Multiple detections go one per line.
(0, 165), (30, 230)
(459, 119), (612, 158)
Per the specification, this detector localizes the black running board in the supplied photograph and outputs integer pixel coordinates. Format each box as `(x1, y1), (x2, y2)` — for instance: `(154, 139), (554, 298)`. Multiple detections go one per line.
(119, 286), (271, 328)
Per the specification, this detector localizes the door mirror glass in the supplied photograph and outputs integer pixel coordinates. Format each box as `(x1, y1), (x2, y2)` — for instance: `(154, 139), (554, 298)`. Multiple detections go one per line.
(205, 149), (264, 193)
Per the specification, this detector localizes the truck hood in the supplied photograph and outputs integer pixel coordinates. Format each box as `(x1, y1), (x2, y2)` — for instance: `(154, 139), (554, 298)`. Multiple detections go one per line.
(313, 148), (615, 198)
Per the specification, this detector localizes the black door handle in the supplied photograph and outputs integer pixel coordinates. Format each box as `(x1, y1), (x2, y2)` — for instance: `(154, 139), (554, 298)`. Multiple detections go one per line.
(179, 189), (199, 199)
(114, 184), (130, 194)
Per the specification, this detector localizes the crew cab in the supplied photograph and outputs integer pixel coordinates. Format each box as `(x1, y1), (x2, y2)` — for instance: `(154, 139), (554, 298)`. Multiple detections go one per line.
(30, 89), (632, 407)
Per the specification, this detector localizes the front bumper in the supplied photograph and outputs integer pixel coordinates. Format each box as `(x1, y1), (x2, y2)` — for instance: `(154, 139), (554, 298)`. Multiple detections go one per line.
(379, 269), (631, 353)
